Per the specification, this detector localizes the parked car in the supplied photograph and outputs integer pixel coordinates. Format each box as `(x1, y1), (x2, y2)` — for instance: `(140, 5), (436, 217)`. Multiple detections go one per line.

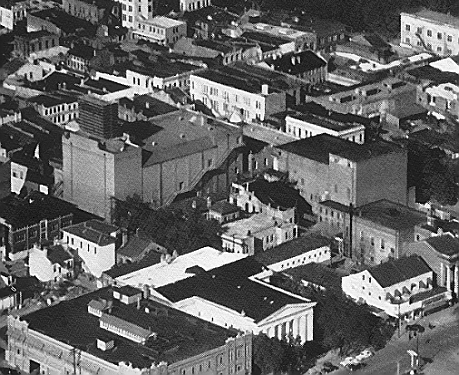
(321, 362), (339, 373)
(339, 357), (359, 367)
(355, 349), (374, 361)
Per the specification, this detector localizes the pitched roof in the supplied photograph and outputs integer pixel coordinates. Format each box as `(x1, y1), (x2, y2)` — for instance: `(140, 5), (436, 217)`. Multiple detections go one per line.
(263, 51), (326, 75)
(47, 244), (72, 267)
(117, 235), (160, 259)
(369, 255), (431, 288)
(277, 134), (403, 164)
(426, 234), (459, 257)
(255, 234), (330, 266)
(157, 257), (308, 322)
(284, 262), (343, 289)
(62, 220), (117, 247)
(209, 200), (240, 215)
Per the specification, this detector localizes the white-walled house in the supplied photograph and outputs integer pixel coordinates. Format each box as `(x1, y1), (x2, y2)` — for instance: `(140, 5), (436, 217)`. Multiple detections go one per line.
(29, 244), (73, 283)
(342, 255), (451, 319)
(62, 220), (118, 277)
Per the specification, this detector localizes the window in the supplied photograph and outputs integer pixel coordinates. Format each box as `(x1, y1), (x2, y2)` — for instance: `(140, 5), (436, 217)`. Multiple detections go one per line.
(370, 237), (375, 246)
(447, 35), (453, 42)
(417, 27), (422, 34)
(179, 182), (184, 190)
(405, 37), (410, 44)
(427, 29), (432, 37)
(437, 32), (442, 40)
(207, 159), (213, 167)
(380, 238), (385, 249)
(405, 24), (410, 31)
(437, 46), (442, 52)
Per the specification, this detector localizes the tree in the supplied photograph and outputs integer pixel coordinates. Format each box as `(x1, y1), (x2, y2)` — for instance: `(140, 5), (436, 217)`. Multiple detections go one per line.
(253, 334), (285, 374)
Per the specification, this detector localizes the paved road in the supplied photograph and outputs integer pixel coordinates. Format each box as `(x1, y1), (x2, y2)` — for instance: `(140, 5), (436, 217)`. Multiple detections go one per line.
(320, 305), (459, 375)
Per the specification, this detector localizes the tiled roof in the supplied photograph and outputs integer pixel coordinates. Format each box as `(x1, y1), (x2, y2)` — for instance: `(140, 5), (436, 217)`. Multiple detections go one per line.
(254, 234), (330, 266)
(369, 255), (431, 288)
(426, 234), (459, 257)
(157, 257), (308, 322)
(277, 134), (403, 164)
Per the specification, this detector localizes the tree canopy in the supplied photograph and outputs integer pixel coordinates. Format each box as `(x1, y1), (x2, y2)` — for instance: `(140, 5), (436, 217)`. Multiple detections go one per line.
(112, 195), (223, 254)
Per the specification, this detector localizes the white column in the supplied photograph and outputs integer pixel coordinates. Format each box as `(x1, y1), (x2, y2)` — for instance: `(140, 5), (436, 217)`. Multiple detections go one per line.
(455, 265), (459, 296)
(447, 265), (452, 291)
(277, 324), (283, 340)
(306, 313), (314, 341)
(440, 263), (445, 287)
(298, 316), (307, 343)
(292, 318), (299, 340)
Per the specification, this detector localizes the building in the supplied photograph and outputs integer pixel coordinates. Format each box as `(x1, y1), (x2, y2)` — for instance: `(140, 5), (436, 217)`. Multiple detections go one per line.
(13, 31), (60, 59)
(62, 0), (121, 25)
(336, 33), (393, 63)
(283, 111), (365, 143)
(118, 94), (177, 122)
(63, 110), (244, 219)
(6, 286), (253, 375)
(126, 55), (205, 91)
(190, 63), (306, 123)
(132, 16), (187, 45)
(400, 9), (459, 56)
(0, 191), (96, 261)
(318, 199), (426, 265)
(275, 134), (408, 211)
(207, 201), (240, 224)
(342, 255), (451, 319)
(259, 51), (327, 84)
(0, 0), (27, 30)
(221, 211), (298, 255)
(254, 234), (331, 274)
(283, 262), (343, 291)
(407, 233), (459, 297)
(180, 0), (211, 12)
(66, 44), (96, 74)
(62, 219), (118, 277)
(28, 243), (74, 283)
(77, 94), (119, 139)
(119, 0), (152, 29)
(116, 232), (168, 264)
(115, 246), (247, 290)
(28, 94), (79, 126)
(156, 258), (316, 343)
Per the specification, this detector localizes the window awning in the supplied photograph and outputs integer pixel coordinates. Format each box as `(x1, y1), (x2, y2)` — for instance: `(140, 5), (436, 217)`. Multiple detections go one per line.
(394, 289), (402, 297)
(402, 286), (411, 295)
(419, 280), (427, 289)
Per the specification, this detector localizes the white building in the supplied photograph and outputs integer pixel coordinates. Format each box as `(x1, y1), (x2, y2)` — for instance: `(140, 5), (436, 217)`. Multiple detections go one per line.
(119, 0), (152, 29)
(28, 244), (73, 283)
(0, 0), (26, 30)
(180, 0), (211, 12)
(285, 113), (365, 143)
(62, 220), (118, 277)
(400, 9), (459, 56)
(342, 255), (451, 319)
(156, 258), (316, 343)
(28, 94), (79, 126)
(115, 246), (247, 290)
(132, 16), (187, 45)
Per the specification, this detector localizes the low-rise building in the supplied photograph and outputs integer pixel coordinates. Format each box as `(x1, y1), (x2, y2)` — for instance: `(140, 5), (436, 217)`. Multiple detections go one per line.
(66, 44), (95, 74)
(207, 200), (240, 223)
(62, 0), (122, 25)
(132, 16), (187, 45)
(400, 9), (459, 56)
(118, 94), (177, 122)
(28, 243), (74, 283)
(407, 233), (459, 297)
(180, 0), (211, 12)
(221, 210), (298, 255)
(157, 257), (316, 343)
(62, 219), (118, 277)
(342, 255), (451, 319)
(28, 94), (79, 126)
(13, 31), (60, 58)
(7, 286), (253, 375)
(116, 232), (168, 264)
(0, 0), (27, 30)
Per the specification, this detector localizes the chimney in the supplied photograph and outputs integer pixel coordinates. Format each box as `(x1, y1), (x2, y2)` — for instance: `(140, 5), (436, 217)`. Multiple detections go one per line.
(145, 101), (150, 109)
(143, 285), (150, 299)
(291, 56), (295, 65)
(261, 84), (269, 95)
(192, 200), (197, 209)
(206, 196), (212, 208)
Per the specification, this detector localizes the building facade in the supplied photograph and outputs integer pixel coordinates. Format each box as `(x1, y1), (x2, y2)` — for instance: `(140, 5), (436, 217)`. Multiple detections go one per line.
(13, 31), (59, 58)
(29, 94), (79, 126)
(62, 0), (121, 25)
(0, 0), (27, 30)
(180, 0), (211, 12)
(400, 9), (459, 56)
(132, 17), (187, 45)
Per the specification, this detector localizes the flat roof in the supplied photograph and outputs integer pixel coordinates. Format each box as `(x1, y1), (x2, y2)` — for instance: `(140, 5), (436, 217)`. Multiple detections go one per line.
(277, 134), (403, 164)
(116, 246), (247, 288)
(283, 262), (343, 289)
(356, 200), (426, 231)
(141, 16), (185, 28)
(426, 234), (459, 257)
(223, 213), (291, 239)
(126, 57), (201, 79)
(63, 220), (117, 247)
(254, 234), (330, 266)
(20, 287), (238, 368)
(403, 9), (459, 29)
(287, 112), (364, 132)
(157, 258), (311, 322)
(29, 94), (77, 107)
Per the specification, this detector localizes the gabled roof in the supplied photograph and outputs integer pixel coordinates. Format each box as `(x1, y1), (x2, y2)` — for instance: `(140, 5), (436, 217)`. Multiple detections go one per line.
(209, 200), (239, 215)
(255, 234), (330, 266)
(62, 219), (117, 247)
(426, 234), (459, 257)
(117, 235), (160, 259)
(47, 244), (72, 267)
(369, 255), (431, 288)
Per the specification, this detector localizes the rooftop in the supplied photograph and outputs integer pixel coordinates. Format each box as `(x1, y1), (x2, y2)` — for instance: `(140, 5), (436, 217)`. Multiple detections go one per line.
(126, 56), (202, 79)
(277, 134), (403, 164)
(20, 287), (239, 368)
(68, 44), (95, 60)
(117, 234), (164, 259)
(46, 244), (72, 267)
(254, 234), (330, 266)
(28, 9), (97, 36)
(287, 111), (365, 132)
(262, 51), (326, 76)
(14, 30), (56, 41)
(157, 258), (311, 322)
(116, 246), (247, 289)
(28, 94), (77, 108)
(141, 16), (185, 28)
(356, 200), (426, 231)
(0, 192), (97, 230)
(283, 262), (343, 289)
(403, 8), (459, 29)
(209, 200), (240, 215)
(119, 95), (177, 118)
(368, 255), (432, 288)
(426, 234), (459, 257)
(62, 219), (117, 247)
(223, 213), (291, 239)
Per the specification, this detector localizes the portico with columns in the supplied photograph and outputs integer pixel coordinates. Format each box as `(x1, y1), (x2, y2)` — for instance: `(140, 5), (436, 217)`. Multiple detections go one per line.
(439, 261), (459, 296)
(258, 303), (315, 343)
